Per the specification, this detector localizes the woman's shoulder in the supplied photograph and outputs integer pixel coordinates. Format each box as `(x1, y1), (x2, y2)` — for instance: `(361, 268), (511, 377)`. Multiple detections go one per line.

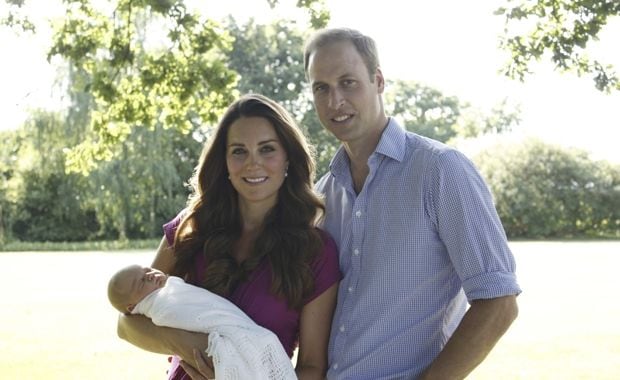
(316, 227), (338, 253)
(310, 228), (340, 273)
(303, 228), (342, 304)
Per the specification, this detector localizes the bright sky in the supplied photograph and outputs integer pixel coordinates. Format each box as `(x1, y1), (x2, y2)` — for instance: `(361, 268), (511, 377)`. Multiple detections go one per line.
(1, 0), (619, 162)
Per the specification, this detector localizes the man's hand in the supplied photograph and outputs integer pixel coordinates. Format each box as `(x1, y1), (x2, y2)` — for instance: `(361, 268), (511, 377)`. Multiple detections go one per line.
(180, 349), (215, 380)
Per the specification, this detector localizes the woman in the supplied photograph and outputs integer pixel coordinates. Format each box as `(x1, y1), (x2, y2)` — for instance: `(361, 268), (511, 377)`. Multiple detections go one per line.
(117, 94), (341, 379)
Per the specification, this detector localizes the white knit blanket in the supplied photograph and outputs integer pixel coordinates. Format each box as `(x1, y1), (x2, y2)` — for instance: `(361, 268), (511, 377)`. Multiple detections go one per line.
(132, 276), (297, 380)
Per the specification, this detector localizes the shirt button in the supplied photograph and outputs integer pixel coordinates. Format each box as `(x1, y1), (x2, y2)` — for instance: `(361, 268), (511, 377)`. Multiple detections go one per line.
(353, 248), (360, 256)
(348, 286), (354, 293)
(355, 210), (362, 217)
(339, 325), (345, 332)
(333, 363), (339, 370)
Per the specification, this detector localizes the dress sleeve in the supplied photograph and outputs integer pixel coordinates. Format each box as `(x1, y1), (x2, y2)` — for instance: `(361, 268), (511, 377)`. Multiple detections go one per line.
(305, 230), (342, 305)
(162, 210), (186, 246)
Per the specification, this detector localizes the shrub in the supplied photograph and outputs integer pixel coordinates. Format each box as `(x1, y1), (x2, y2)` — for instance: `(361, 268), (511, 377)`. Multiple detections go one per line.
(474, 139), (620, 238)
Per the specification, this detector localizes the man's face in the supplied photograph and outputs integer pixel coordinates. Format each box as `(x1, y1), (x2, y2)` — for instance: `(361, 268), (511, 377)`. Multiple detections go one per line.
(307, 40), (384, 144)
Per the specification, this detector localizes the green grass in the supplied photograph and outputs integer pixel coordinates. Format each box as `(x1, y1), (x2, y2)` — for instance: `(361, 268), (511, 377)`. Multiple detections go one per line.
(1, 242), (619, 379)
(0, 238), (160, 252)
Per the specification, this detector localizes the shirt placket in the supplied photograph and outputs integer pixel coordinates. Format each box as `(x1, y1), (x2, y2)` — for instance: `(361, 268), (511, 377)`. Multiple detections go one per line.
(330, 186), (369, 374)
(330, 153), (383, 375)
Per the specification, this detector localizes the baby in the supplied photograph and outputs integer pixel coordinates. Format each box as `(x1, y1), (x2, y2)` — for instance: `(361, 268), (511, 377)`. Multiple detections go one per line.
(108, 264), (168, 314)
(107, 264), (296, 380)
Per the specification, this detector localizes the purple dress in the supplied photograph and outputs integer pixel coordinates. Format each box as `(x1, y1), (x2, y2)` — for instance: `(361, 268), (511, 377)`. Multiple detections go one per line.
(162, 213), (341, 380)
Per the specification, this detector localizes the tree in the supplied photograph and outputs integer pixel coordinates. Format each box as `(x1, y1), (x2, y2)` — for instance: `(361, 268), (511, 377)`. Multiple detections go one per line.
(385, 80), (520, 144)
(55, 12), (203, 240)
(85, 124), (201, 240)
(47, 1), (239, 174)
(385, 80), (462, 143)
(496, 0), (620, 92)
(7, 110), (100, 242)
(1, 0), (35, 33)
(0, 130), (21, 244)
(226, 18), (307, 113)
(474, 138), (620, 238)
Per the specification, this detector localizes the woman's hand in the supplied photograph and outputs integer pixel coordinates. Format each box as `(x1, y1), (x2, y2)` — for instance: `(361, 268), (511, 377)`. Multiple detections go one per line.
(180, 349), (215, 380)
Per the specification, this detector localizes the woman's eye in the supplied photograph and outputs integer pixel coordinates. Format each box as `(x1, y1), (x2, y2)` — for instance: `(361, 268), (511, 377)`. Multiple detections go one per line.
(260, 145), (275, 153)
(231, 148), (245, 155)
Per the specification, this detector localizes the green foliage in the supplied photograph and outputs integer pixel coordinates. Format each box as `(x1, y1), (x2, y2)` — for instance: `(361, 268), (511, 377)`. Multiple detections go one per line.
(4, 111), (100, 242)
(1, 0), (35, 33)
(474, 139), (620, 238)
(267, 0), (330, 28)
(11, 170), (100, 242)
(0, 130), (21, 244)
(496, 0), (620, 92)
(85, 125), (200, 240)
(385, 80), (520, 144)
(454, 99), (521, 139)
(48, 1), (239, 174)
(226, 18), (306, 110)
(385, 80), (462, 142)
(294, 0), (330, 28)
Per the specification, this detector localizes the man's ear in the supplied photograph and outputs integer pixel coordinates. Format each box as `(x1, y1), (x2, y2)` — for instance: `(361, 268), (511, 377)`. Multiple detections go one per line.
(375, 67), (385, 93)
(126, 304), (135, 313)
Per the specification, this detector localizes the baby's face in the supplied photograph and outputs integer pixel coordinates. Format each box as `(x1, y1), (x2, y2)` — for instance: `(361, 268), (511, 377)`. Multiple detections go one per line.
(122, 265), (168, 306)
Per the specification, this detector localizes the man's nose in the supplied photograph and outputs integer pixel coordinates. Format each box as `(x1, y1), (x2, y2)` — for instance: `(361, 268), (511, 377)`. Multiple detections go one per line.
(328, 88), (345, 109)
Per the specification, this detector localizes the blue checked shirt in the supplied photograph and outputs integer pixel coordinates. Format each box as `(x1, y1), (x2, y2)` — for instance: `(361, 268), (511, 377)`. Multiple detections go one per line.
(316, 118), (521, 380)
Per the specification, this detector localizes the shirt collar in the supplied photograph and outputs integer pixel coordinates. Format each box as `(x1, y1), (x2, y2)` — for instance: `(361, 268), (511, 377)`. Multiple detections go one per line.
(375, 117), (406, 162)
(328, 117), (407, 177)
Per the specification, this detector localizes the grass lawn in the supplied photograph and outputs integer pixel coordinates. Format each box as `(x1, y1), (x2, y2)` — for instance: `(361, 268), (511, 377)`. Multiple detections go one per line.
(1, 242), (619, 379)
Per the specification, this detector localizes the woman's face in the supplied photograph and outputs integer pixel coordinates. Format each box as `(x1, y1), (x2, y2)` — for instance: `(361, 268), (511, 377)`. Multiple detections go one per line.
(226, 116), (289, 212)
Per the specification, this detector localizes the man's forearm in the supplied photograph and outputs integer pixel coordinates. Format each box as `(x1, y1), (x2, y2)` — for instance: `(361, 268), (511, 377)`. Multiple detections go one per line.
(419, 295), (518, 380)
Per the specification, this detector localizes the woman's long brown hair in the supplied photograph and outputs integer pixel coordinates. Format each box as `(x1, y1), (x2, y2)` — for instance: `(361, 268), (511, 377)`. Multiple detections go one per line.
(171, 94), (325, 310)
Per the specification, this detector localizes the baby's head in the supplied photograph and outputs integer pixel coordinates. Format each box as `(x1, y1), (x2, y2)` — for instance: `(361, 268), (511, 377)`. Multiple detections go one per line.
(107, 264), (168, 314)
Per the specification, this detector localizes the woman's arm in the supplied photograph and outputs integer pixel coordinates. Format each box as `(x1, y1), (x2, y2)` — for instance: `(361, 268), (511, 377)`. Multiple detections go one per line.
(151, 235), (177, 273)
(117, 314), (207, 357)
(295, 282), (339, 379)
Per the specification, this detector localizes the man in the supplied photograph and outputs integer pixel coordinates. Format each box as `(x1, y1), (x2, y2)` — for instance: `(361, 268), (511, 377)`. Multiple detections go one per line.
(304, 27), (521, 379)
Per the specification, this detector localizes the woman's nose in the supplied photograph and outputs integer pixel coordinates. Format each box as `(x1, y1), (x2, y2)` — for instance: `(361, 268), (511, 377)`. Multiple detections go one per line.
(247, 152), (262, 167)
